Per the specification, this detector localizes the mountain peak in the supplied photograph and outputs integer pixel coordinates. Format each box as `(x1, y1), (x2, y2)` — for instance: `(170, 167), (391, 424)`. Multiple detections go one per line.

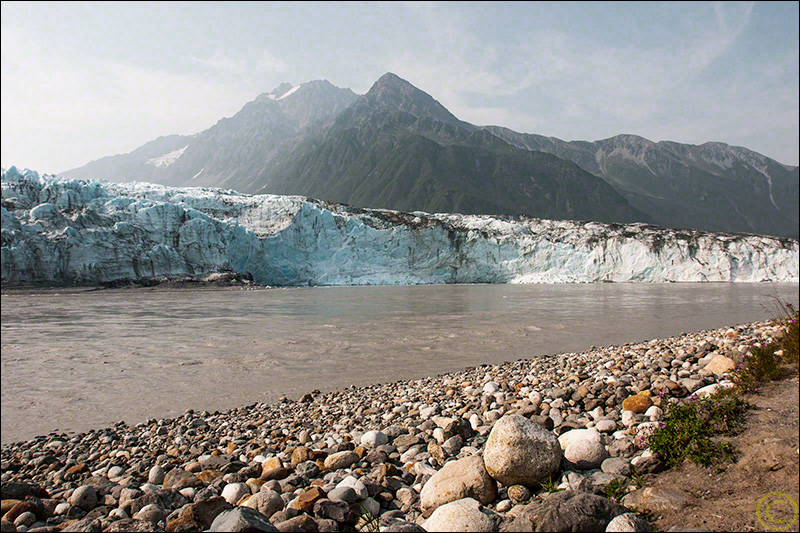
(601, 133), (653, 146)
(373, 72), (407, 86)
(368, 72), (426, 101)
(362, 73), (475, 131)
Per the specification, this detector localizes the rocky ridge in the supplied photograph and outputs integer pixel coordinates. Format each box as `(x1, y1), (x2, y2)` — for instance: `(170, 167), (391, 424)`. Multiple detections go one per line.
(484, 127), (800, 238)
(0, 319), (790, 532)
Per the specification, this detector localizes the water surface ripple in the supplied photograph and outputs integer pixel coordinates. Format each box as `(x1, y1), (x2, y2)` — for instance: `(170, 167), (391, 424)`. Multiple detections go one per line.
(2, 283), (797, 444)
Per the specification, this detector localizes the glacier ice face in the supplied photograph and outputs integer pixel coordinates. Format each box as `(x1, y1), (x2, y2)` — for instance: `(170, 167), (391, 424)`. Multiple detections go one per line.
(2, 167), (798, 286)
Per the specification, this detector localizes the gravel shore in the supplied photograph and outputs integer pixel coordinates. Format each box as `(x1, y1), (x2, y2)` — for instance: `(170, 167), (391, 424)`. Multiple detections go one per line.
(0, 319), (789, 532)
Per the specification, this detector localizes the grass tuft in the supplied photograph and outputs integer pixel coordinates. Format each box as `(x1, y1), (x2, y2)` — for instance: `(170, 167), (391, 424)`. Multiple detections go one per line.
(539, 476), (564, 494)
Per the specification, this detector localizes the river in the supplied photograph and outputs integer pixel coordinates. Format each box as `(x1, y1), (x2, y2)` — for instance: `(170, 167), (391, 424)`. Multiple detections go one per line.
(1, 282), (797, 444)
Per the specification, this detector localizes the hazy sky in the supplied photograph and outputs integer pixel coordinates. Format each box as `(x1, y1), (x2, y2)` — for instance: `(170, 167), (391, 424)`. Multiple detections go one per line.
(2, 1), (798, 174)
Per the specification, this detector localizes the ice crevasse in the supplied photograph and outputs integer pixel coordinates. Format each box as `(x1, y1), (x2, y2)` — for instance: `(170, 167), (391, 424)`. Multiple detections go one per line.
(1, 167), (798, 286)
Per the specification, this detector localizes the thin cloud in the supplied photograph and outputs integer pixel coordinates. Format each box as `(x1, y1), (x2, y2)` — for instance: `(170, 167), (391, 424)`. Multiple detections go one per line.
(387, 2), (755, 118)
(1, 28), (259, 172)
(191, 49), (289, 90)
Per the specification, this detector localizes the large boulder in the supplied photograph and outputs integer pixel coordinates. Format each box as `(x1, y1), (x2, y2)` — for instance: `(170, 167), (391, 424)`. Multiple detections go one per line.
(241, 490), (283, 519)
(703, 354), (736, 376)
(502, 490), (627, 532)
(221, 483), (251, 505)
(1, 483), (48, 500)
(422, 498), (498, 532)
(420, 455), (497, 516)
(621, 394), (653, 414)
(208, 507), (280, 532)
(323, 451), (359, 471)
(483, 414), (562, 488)
(558, 429), (609, 470)
(621, 487), (695, 514)
(361, 430), (389, 448)
(68, 486), (98, 512)
(165, 496), (232, 531)
(162, 468), (203, 491)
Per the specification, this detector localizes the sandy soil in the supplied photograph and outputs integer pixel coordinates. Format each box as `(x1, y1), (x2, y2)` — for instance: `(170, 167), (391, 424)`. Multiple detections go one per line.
(647, 368), (799, 532)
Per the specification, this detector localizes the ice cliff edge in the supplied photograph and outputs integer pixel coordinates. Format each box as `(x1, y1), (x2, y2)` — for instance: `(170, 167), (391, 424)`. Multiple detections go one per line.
(2, 167), (798, 286)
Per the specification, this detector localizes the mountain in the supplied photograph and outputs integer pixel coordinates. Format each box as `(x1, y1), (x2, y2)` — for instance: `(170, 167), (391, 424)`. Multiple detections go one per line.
(62, 80), (359, 192)
(255, 73), (648, 225)
(60, 134), (193, 185)
(62, 73), (647, 226)
(485, 127), (800, 238)
(3, 168), (797, 286)
(61, 72), (798, 236)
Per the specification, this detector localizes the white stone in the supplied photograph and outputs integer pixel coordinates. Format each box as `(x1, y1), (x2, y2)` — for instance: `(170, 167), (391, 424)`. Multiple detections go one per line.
(420, 405), (438, 420)
(622, 410), (637, 427)
(469, 414), (482, 430)
(336, 475), (368, 500)
(606, 512), (653, 531)
(589, 407), (605, 421)
(693, 382), (734, 399)
(139, 483), (160, 493)
(644, 406), (663, 421)
(360, 430), (388, 448)
(483, 382), (499, 395)
(559, 429), (609, 470)
(496, 499), (513, 512)
(558, 428), (601, 451)
(528, 391), (542, 405)
(221, 482), (251, 505)
(108, 508), (128, 520)
(422, 498), (498, 532)
(596, 420), (617, 433)
(242, 489), (284, 519)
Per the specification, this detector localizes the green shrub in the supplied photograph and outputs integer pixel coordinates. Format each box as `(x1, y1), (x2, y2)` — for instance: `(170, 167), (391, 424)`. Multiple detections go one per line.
(732, 343), (783, 393)
(731, 301), (799, 392)
(602, 478), (629, 502)
(779, 303), (798, 363)
(647, 391), (750, 469)
(644, 300), (796, 474)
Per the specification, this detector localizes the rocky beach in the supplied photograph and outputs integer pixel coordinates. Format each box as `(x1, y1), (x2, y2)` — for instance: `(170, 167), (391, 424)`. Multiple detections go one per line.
(0, 318), (795, 532)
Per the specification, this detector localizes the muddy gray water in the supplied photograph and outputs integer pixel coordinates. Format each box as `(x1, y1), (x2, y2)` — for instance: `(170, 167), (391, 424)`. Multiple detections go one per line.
(2, 282), (798, 444)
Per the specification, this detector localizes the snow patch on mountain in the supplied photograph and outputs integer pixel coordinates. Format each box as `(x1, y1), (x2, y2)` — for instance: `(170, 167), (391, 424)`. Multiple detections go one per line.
(277, 84), (302, 100)
(146, 145), (188, 168)
(2, 168), (797, 286)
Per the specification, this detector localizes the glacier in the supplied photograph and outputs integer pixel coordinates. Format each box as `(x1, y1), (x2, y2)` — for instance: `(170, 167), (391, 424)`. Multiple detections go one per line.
(1, 167), (798, 286)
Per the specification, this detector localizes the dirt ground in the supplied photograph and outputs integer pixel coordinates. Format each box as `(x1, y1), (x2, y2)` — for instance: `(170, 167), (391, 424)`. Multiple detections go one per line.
(645, 370), (800, 532)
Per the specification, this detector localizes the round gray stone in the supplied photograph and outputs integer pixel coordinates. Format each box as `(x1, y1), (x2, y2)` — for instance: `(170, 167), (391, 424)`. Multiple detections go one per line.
(483, 414), (562, 488)
(69, 485), (98, 511)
